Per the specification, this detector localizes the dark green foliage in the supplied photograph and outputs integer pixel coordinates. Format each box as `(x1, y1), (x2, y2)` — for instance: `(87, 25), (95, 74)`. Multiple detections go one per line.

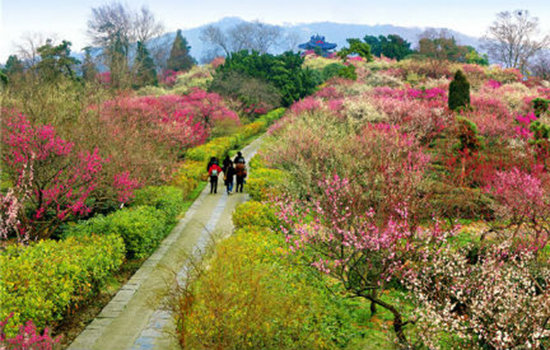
(529, 121), (550, 157)
(134, 41), (158, 88)
(167, 30), (196, 72)
(215, 50), (316, 107)
(338, 38), (374, 61)
(209, 70), (282, 117)
(0, 71), (7, 86)
(322, 63), (346, 80)
(455, 116), (483, 152)
(36, 40), (80, 82)
(363, 34), (413, 60)
(64, 206), (167, 259)
(533, 97), (550, 118)
(448, 70), (471, 111)
(339, 64), (357, 81)
(131, 186), (184, 224)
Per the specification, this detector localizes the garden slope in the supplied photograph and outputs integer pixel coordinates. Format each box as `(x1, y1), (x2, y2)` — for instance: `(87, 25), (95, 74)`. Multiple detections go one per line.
(68, 136), (265, 350)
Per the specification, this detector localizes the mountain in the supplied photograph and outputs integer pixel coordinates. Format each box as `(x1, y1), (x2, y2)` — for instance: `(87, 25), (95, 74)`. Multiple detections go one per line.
(159, 17), (481, 63)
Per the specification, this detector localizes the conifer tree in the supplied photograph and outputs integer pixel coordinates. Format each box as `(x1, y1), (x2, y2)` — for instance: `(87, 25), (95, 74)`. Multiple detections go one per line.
(134, 41), (158, 87)
(448, 69), (470, 111)
(166, 30), (195, 72)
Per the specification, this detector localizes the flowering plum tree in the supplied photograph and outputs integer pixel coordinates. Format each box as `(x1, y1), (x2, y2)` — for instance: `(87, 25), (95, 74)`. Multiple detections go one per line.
(1, 112), (136, 240)
(408, 241), (550, 349)
(486, 167), (550, 251)
(274, 174), (452, 347)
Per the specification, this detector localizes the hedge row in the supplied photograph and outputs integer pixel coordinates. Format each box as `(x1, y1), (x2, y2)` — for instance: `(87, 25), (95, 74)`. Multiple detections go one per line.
(64, 186), (184, 259)
(0, 234), (125, 334)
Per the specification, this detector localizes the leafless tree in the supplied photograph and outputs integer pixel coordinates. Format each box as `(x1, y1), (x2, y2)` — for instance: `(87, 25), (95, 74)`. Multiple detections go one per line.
(483, 10), (550, 71)
(87, 2), (164, 88)
(529, 51), (550, 80)
(200, 25), (231, 56)
(282, 31), (302, 52)
(16, 33), (50, 68)
(134, 6), (165, 44)
(200, 20), (282, 56)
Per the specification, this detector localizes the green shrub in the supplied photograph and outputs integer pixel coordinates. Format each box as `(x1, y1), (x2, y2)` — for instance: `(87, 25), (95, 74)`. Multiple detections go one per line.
(322, 63), (347, 81)
(533, 97), (550, 118)
(64, 206), (167, 259)
(247, 168), (286, 201)
(132, 186), (184, 224)
(448, 69), (470, 111)
(233, 201), (279, 229)
(172, 227), (357, 350)
(0, 234), (125, 334)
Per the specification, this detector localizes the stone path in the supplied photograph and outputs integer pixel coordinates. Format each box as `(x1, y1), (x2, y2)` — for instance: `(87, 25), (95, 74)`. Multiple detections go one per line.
(68, 137), (264, 350)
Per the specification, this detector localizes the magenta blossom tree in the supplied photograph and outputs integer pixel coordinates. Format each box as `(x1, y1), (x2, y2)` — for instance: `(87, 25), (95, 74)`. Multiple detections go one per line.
(1, 112), (135, 240)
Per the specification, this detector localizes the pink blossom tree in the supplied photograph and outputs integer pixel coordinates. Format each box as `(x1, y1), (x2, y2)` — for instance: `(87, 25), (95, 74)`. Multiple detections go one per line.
(274, 174), (452, 347)
(485, 167), (550, 251)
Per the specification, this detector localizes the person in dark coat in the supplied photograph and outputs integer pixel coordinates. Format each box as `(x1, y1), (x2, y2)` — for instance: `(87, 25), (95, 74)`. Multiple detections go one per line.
(224, 161), (236, 194)
(222, 155), (232, 174)
(233, 151), (245, 165)
(208, 161), (222, 194)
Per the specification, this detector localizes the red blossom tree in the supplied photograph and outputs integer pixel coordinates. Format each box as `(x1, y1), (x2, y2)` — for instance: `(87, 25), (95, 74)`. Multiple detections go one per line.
(1, 112), (136, 240)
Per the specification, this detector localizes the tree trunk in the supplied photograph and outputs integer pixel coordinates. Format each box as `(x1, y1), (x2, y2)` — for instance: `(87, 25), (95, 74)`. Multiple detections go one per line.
(364, 294), (410, 349)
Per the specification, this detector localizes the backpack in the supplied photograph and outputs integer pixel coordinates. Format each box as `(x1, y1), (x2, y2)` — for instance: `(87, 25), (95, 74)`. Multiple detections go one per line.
(211, 167), (219, 177)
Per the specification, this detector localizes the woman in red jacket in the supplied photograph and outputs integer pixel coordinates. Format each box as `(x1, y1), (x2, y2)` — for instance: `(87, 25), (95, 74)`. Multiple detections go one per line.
(208, 161), (223, 194)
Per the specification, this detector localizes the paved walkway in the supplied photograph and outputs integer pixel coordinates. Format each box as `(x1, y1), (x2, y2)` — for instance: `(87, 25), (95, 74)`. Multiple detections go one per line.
(68, 137), (264, 350)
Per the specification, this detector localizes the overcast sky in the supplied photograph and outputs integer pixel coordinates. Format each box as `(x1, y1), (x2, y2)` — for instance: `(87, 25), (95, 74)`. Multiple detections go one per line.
(1, 0), (549, 62)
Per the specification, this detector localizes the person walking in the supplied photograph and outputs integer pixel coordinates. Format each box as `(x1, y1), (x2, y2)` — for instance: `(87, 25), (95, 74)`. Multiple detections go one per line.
(224, 161), (236, 194)
(235, 161), (246, 193)
(208, 161), (222, 194)
(222, 155), (232, 174)
(206, 157), (219, 172)
(233, 151), (245, 165)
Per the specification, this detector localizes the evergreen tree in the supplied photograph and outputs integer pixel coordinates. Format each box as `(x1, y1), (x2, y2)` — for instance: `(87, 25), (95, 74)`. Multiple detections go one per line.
(166, 30), (195, 72)
(36, 40), (80, 82)
(134, 41), (158, 88)
(448, 69), (471, 111)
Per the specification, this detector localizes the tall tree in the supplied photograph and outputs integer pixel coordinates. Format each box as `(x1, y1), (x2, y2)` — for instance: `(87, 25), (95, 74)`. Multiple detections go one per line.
(81, 47), (98, 82)
(134, 41), (158, 88)
(483, 10), (550, 71)
(87, 2), (163, 88)
(166, 29), (195, 72)
(36, 40), (80, 82)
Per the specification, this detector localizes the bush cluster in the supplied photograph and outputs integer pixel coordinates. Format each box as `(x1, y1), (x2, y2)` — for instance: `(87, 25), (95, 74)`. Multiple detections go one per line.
(0, 234), (125, 334)
(64, 206), (168, 259)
